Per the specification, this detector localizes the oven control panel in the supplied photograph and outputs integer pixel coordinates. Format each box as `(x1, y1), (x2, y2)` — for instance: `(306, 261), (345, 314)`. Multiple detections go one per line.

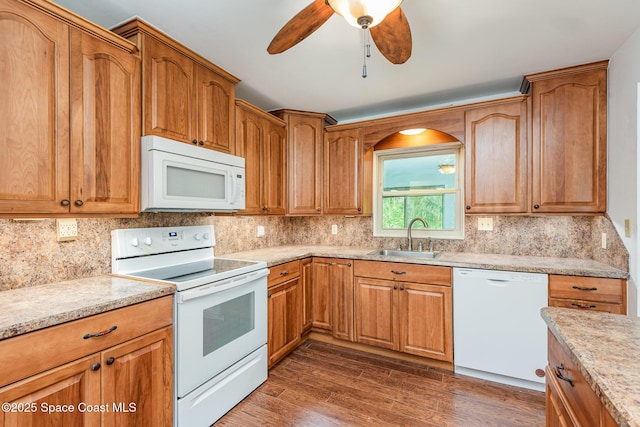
(112, 225), (215, 258)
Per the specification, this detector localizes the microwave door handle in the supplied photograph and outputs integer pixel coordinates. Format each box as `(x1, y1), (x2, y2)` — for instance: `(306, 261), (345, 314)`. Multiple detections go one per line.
(177, 268), (269, 303)
(228, 171), (237, 202)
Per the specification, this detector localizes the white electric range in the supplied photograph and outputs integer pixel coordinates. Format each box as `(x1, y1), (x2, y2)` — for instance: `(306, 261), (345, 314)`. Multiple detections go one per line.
(111, 225), (268, 427)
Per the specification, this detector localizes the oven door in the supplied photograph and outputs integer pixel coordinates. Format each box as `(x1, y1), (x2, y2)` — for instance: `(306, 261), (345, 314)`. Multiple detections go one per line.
(175, 268), (268, 397)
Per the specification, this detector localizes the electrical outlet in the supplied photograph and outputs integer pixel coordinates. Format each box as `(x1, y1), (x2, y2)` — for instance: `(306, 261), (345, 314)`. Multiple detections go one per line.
(477, 217), (493, 231)
(601, 232), (607, 249)
(331, 224), (338, 235)
(57, 219), (78, 242)
(256, 225), (265, 237)
(625, 219), (631, 238)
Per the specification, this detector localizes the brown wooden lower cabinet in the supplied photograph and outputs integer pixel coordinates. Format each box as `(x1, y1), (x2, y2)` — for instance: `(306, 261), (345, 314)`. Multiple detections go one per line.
(267, 260), (302, 367)
(0, 297), (173, 427)
(354, 261), (453, 362)
(546, 330), (618, 427)
(310, 257), (354, 341)
(548, 275), (626, 314)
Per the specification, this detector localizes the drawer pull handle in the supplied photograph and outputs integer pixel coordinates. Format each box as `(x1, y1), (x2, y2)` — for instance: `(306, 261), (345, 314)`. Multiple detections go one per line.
(83, 325), (117, 340)
(280, 270), (289, 276)
(572, 285), (598, 291)
(571, 302), (597, 309)
(553, 364), (574, 387)
(391, 270), (406, 275)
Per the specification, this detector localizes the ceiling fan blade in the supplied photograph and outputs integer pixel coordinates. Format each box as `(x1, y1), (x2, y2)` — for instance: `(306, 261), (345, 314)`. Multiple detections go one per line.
(267, 0), (335, 54)
(370, 7), (412, 64)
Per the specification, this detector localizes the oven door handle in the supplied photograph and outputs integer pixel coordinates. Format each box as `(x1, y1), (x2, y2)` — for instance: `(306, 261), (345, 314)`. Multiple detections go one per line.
(177, 268), (269, 303)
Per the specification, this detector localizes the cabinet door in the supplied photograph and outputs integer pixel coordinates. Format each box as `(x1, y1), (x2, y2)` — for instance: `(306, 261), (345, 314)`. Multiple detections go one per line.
(465, 100), (528, 213)
(354, 277), (396, 350)
(531, 68), (607, 213)
(331, 259), (354, 341)
(324, 129), (364, 215)
(398, 282), (453, 362)
(195, 64), (235, 154)
(101, 327), (173, 427)
(300, 258), (314, 334)
(262, 120), (287, 215)
(0, 0), (70, 214)
(311, 258), (332, 331)
(268, 277), (301, 367)
(69, 29), (140, 214)
(288, 115), (324, 215)
(0, 354), (101, 427)
(142, 35), (195, 143)
(235, 105), (263, 214)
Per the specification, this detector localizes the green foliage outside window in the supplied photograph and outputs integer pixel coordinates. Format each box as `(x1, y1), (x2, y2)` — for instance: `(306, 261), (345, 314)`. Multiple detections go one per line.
(382, 195), (444, 229)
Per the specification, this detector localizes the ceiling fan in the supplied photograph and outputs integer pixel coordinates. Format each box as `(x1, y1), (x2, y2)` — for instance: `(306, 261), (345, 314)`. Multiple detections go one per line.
(267, 0), (412, 65)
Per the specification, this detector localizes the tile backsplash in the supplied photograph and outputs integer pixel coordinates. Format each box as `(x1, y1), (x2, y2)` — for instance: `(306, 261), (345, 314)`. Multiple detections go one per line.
(0, 214), (627, 291)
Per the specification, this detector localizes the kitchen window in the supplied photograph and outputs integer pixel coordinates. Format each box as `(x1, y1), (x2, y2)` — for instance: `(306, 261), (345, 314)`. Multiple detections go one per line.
(373, 144), (464, 240)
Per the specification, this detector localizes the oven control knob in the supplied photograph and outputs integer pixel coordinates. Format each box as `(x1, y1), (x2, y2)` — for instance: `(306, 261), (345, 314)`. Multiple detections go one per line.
(194, 233), (202, 241)
(203, 233), (210, 241)
(130, 237), (139, 247)
(144, 237), (152, 246)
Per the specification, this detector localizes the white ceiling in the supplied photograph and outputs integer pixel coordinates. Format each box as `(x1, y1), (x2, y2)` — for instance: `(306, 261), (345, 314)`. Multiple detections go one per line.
(55, 0), (640, 123)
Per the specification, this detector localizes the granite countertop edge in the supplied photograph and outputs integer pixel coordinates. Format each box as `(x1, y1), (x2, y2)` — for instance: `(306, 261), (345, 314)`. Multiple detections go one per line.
(0, 276), (175, 341)
(542, 307), (639, 427)
(222, 245), (628, 279)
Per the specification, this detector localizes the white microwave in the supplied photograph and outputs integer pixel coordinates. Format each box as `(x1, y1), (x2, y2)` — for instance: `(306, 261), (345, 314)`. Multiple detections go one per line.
(140, 135), (246, 212)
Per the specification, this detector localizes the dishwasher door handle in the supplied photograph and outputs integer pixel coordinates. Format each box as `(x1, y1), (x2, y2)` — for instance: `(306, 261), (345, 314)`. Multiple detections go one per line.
(486, 278), (510, 287)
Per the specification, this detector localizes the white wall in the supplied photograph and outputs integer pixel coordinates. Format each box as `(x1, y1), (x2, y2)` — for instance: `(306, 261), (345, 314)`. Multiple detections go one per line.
(608, 24), (640, 316)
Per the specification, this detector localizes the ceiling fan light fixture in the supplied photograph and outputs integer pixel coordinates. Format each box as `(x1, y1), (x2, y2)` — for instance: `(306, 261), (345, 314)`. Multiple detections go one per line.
(327, 0), (403, 28)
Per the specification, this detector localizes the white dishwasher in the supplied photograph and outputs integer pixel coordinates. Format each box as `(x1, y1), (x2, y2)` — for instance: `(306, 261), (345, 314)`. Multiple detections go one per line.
(453, 268), (548, 391)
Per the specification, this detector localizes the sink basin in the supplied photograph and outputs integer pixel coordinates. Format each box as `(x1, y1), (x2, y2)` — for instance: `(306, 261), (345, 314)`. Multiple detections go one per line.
(368, 249), (440, 259)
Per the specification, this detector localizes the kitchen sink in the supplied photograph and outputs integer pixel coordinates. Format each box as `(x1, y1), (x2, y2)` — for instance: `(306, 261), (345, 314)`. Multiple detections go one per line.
(367, 249), (440, 259)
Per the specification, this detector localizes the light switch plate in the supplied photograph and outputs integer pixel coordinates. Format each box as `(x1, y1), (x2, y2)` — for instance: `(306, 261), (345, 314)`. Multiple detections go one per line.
(256, 225), (265, 237)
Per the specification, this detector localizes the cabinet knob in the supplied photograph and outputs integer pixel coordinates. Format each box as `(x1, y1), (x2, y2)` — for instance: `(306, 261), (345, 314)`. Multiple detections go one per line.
(533, 204), (540, 209)
(74, 199), (84, 207)
(91, 362), (101, 371)
(399, 285), (405, 291)
(106, 357), (115, 366)
(357, 207), (361, 212)
(316, 207), (321, 212)
(60, 199), (70, 207)
(466, 205), (471, 210)
(393, 285), (398, 290)
(262, 206), (268, 212)
(192, 139), (198, 145)
(199, 140), (204, 146)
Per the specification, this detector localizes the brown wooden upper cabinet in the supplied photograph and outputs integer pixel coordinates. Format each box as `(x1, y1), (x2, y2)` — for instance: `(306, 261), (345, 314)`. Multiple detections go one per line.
(270, 110), (337, 215)
(523, 61), (608, 214)
(112, 19), (239, 155)
(236, 100), (287, 215)
(464, 97), (528, 214)
(0, 0), (140, 217)
(324, 128), (370, 215)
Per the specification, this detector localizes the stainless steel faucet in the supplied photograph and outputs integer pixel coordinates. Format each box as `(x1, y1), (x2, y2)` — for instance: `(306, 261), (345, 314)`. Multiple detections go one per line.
(407, 217), (428, 251)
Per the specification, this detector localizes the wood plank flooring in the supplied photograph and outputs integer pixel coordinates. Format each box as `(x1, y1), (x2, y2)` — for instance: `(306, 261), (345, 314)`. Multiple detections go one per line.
(214, 340), (546, 426)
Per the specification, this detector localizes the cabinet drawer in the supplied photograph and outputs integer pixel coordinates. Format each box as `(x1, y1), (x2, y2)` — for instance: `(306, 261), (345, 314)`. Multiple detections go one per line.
(549, 275), (625, 304)
(354, 260), (451, 286)
(547, 330), (600, 426)
(548, 297), (625, 315)
(268, 260), (301, 287)
(0, 296), (172, 387)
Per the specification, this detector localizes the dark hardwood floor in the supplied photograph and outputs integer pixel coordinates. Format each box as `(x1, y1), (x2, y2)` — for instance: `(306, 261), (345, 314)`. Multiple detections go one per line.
(215, 340), (546, 426)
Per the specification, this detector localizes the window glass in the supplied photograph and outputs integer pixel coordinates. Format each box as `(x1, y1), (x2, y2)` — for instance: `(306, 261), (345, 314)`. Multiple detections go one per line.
(374, 145), (463, 239)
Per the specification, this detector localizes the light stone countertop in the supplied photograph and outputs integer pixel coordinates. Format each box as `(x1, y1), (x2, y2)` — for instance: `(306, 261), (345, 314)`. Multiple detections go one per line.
(224, 245), (628, 279)
(542, 307), (640, 427)
(0, 276), (174, 340)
